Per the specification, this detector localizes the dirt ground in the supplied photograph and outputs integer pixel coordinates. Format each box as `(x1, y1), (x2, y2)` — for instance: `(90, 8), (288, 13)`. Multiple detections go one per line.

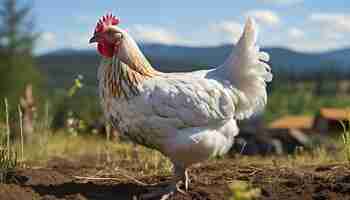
(1, 157), (350, 200)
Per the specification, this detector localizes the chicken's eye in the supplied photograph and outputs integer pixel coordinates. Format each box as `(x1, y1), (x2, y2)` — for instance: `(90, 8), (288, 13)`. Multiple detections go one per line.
(105, 30), (122, 40)
(105, 30), (114, 36)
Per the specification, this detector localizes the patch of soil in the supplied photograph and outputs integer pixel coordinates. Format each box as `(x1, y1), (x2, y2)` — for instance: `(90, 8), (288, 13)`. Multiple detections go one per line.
(1, 157), (350, 200)
(0, 184), (40, 200)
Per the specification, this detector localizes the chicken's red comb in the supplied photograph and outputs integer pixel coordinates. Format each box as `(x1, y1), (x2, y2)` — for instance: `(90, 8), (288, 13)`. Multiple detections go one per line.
(95, 13), (120, 33)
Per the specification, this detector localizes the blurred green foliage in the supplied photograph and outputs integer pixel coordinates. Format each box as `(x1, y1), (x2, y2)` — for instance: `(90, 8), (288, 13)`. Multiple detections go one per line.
(50, 75), (101, 131)
(264, 80), (350, 122)
(0, 0), (44, 118)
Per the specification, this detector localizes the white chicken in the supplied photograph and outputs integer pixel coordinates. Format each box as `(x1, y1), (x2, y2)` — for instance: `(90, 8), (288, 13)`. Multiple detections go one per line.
(89, 14), (272, 199)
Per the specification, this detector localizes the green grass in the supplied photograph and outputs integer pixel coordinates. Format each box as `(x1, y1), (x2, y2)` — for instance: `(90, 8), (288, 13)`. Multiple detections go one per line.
(0, 147), (18, 183)
(0, 98), (19, 183)
(13, 129), (348, 174)
(18, 132), (173, 177)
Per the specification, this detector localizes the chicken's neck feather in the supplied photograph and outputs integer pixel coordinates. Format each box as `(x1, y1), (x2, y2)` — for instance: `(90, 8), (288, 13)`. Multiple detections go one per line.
(99, 58), (138, 99)
(99, 33), (160, 100)
(99, 33), (160, 98)
(118, 32), (160, 78)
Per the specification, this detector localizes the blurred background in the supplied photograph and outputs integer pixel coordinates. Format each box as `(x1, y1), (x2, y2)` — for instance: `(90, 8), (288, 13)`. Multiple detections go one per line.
(1, 0), (350, 155)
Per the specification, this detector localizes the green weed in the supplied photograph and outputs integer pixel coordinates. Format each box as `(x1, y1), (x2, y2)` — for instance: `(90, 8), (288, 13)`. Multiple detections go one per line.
(340, 111), (350, 162)
(228, 180), (261, 200)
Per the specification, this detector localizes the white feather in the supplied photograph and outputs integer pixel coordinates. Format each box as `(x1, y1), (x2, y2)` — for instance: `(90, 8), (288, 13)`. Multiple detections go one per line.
(213, 17), (273, 119)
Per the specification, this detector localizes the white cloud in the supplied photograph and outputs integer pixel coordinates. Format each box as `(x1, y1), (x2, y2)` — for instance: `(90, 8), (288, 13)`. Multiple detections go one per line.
(245, 10), (281, 26)
(259, 12), (350, 52)
(283, 39), (350, 52)
(322, 32), (344, 40)
(309, 13), (350, 33)
(259, 0), (303, 5)
(127, 24), (182, 45)
(68, 32), (92, 49)
(40, 32), (56, 44)
(36, 31), (95, 54)
(267, 22), (350, 52)
(287, 27), (304, 39)
(210, 21), (243, 43)
(36, 32), (58, 53)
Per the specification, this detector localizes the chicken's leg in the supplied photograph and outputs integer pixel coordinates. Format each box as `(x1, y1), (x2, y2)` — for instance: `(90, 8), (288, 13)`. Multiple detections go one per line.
(140, 164), (187, 200)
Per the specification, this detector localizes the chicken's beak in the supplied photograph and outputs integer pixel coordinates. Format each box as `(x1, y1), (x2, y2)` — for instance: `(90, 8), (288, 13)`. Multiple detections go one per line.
(89, 36), (97, 44)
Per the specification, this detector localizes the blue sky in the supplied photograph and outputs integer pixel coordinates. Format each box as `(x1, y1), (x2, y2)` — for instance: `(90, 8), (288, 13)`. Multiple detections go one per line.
(33, 0), (350, 54)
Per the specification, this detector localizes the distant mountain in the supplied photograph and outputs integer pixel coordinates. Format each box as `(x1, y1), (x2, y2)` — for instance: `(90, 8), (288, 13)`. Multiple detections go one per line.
(321, 49), (350, 65)
(141, 44), (350, 75)
(37, 43), (350, 90)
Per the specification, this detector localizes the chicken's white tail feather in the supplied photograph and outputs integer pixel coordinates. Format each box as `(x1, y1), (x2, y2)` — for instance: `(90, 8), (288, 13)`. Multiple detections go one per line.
(220, 17), (273, 120)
